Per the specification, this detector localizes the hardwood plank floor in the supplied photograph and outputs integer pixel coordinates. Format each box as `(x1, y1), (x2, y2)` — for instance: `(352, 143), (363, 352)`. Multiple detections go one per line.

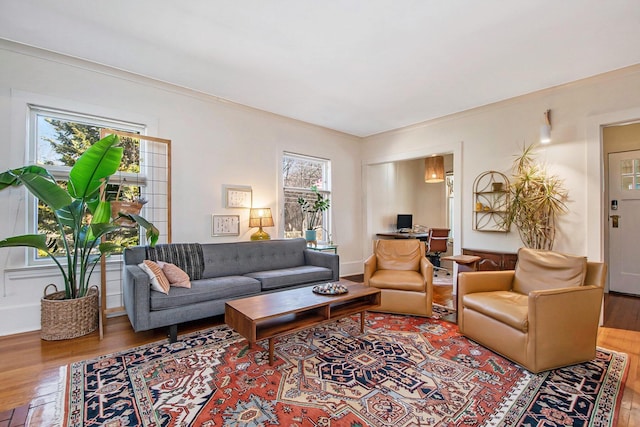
(0, 286), (638, 426)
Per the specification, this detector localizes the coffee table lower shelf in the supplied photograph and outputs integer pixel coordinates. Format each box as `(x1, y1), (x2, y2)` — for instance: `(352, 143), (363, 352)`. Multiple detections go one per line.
(225, 283), (381, 365)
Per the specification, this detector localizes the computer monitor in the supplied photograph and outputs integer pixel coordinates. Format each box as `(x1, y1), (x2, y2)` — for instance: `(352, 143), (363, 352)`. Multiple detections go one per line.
(396, 214), (413, 231)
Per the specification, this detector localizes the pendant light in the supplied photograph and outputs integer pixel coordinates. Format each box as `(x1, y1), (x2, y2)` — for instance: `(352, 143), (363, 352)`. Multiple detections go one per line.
(424, 156), (445, 183)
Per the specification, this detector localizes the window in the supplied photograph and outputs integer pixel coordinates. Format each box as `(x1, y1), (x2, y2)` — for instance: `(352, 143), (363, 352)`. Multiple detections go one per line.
(28, 105), (146, 261)
(282, 153), (331, 241)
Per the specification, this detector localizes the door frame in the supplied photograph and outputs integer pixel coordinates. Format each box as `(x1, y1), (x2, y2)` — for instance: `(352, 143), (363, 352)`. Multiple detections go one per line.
(586, 107), (640, 291)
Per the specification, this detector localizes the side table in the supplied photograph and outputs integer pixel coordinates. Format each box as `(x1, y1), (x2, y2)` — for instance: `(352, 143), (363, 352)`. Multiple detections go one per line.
(441, 254), (482, 272)
(306, 244), (338, 254)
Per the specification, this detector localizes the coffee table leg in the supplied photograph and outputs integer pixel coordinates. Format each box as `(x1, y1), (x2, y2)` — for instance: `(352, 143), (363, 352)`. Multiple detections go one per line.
(360, 311), (365, 332)
(269, 337), (274, 365)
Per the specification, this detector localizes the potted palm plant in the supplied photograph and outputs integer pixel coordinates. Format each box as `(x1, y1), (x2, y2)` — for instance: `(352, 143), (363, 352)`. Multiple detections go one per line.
(504, 144), (569, 250)
(0, 134), (159, 340)
(297, 185), (330, 243)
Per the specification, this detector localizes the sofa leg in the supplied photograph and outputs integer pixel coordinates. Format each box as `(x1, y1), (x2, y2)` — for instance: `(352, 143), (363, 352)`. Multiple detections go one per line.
(168, 324), (178, 343)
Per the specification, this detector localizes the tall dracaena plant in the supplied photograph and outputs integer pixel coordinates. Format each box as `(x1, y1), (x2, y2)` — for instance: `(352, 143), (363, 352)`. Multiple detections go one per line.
(0, 134), (159, 299)
(504, 144), (569, 250)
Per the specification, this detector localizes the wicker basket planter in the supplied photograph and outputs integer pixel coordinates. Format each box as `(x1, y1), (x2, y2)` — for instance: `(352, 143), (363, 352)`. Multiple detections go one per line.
(41, 284), (99, 341)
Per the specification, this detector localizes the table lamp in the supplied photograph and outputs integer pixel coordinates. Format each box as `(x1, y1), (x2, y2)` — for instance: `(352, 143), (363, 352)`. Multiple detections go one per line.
(249, 208), (274, 240)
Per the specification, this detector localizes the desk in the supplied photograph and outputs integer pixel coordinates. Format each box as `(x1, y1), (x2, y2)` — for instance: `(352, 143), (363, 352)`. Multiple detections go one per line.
(376, 232), (429, 241)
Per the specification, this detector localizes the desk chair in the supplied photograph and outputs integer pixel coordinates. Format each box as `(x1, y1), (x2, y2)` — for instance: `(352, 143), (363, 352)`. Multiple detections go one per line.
(426, 228), (450, 275)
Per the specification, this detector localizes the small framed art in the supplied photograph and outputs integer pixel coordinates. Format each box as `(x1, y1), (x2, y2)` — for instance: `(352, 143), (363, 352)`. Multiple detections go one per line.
(225, 186), (252, 208)
(212, 215), (240, 236)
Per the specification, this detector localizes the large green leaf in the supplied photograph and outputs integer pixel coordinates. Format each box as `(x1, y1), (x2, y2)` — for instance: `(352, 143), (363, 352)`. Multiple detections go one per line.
(56, 200), (85, 229)
(0, 165), (54, 189)
(92, 200), (112, 225)
(68, 134), (123, 200)
(98, 242), (123, 255)
(125, 213), (159, 247)
(0, 166), (72, 210)
(0, 234), (49, 252)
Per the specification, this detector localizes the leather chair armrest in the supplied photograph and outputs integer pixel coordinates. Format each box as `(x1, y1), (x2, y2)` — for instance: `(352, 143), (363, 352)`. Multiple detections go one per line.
(457, 270), (515, 296)
(420, 257), (434, 291)
(528, 285), (604, 370)
(528, 285), (603, 330)
(363, 254), (377, 286)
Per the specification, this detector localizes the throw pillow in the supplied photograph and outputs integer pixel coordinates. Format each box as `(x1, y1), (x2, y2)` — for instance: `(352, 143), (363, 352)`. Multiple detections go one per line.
(139, 260), (171, 294)
(161, 262), (191, 288)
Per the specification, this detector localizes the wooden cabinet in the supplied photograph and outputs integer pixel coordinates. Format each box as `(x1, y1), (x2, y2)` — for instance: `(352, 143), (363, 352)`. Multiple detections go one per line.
(462, 248), (518, 271)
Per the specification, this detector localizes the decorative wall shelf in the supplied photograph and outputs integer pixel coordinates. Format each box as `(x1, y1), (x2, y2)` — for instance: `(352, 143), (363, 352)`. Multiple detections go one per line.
(473, 171), (510, 232)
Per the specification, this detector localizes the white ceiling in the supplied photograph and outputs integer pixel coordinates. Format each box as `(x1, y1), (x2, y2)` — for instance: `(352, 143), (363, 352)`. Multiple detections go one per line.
(1, 1), (639, 137)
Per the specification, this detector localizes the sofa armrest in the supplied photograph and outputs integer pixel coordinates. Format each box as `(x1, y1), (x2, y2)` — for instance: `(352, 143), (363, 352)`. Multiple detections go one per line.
(304, 249), (340, 281)
(363, 254), (377, 286)
(122, 264), (152, 332)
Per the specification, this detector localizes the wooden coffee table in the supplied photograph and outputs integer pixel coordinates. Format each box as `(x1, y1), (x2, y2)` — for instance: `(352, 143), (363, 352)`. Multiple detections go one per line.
(225, 281), (381, 364)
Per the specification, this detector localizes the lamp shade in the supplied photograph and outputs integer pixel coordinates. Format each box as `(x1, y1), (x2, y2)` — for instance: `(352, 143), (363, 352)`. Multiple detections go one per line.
(249, 208), (274, 227)
(424, 156), (445, 183)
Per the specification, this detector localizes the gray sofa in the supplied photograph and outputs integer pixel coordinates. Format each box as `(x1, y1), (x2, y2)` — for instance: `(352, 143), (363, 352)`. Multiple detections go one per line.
(123, 238), (339, 341)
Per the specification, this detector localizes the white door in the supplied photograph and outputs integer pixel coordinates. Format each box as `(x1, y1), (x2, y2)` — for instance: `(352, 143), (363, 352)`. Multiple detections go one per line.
(608, 150), (640, 295)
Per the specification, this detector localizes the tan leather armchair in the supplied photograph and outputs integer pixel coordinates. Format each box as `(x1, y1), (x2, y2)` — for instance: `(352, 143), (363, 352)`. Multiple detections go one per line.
(458, 247), (606, 373)
(364, 239), (434, 316)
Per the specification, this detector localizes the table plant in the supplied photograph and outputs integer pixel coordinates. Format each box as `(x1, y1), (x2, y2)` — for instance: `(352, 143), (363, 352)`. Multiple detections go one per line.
(0, 134), (158, 339)
(297, 185), (330, 242)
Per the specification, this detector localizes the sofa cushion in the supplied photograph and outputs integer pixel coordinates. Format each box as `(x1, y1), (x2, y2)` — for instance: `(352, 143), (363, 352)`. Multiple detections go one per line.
(463, 291), (529, 332)
(150, 276), (261, 311)
(202, 239), (308, 278)
(139, 260), (170, 294)
(159, 262), (191, 288)
(147, 243), (204, 280)
(513, 248), (587, 295)
(375, 240), (422, 271)
(246, 265), (333, 291)
(369, 270), (425, 292)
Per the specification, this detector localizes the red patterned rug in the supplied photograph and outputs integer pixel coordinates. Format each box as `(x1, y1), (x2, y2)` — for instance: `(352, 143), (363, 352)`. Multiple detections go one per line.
(60, 313), (627, 426)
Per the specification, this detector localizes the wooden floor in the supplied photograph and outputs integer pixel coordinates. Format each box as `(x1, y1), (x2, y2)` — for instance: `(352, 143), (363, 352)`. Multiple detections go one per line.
(1, 285), (639, 426)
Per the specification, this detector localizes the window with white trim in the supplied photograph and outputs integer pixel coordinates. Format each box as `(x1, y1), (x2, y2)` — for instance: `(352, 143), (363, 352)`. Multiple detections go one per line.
(28, 105), (147, 262)
(282, 152), (331, 242)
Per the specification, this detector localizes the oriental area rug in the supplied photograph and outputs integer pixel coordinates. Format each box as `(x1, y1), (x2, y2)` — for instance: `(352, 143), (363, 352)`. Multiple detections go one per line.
(58, 312), (627, 426)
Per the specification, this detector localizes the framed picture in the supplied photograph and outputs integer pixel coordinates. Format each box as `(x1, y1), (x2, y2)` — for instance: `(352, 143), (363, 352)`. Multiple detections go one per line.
(212, 215), (240, 236)
(225, 186), (252, 208)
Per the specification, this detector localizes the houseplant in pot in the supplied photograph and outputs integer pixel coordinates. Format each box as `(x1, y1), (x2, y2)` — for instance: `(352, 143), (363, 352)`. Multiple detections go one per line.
(504, 144), (568, 250)
(0, 134), (159, 340)
(297, 185), (330, 243)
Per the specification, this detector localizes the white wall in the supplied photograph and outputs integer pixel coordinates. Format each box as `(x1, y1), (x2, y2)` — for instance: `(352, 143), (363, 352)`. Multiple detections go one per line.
(367, 156), (451, 233)
(0, 41), (362, 335)
(2, 37), (640, 336)
(362, 65), (640, 265)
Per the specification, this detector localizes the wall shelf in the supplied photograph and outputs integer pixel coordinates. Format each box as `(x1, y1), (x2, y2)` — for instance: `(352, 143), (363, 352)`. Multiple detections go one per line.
(473, 171), (510, 232)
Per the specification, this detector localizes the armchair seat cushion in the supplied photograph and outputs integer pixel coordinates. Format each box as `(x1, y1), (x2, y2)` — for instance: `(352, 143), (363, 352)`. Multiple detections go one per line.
(463, 291), (529, 332)
(369, 270), (425, 292)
